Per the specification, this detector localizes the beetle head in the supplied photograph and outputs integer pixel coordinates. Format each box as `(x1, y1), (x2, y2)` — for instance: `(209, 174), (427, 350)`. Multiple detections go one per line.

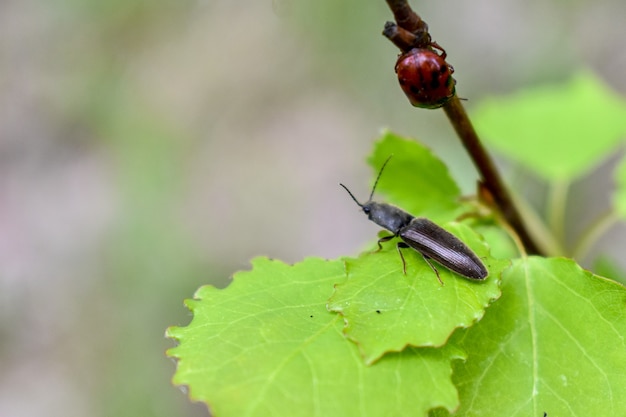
(340, 156), (413, 234)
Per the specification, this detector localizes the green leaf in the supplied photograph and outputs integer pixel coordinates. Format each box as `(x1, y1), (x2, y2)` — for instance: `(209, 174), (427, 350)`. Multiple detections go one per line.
(432, 257), (626, 417)
(327, 223), (508, 365)
(593, 255), (626, 284)
(473, 72), (626, 181)
(167, 257), (465, 417)
(366, 130), (463, 222)
(474, 225), (519, 260)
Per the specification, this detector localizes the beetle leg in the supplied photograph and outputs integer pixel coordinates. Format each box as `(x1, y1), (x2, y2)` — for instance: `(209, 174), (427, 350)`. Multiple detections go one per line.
(422, 255), (444, 286)
(397, 243), (444, 284)
(429, 40), (447, 59)
(375, 234), (395, 252)
(396, 242), (409, 274)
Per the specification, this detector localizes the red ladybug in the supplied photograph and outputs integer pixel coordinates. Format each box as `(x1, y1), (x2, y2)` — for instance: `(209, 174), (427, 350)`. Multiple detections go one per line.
(395, 48), (456, 109)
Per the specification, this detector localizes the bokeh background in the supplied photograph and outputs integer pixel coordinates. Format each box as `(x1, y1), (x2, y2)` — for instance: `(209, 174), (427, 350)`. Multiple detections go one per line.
(1, 0), (625, 416)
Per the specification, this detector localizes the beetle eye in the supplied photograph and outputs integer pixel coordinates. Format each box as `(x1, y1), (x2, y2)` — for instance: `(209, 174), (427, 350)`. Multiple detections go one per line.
(363, 207), (370, 214)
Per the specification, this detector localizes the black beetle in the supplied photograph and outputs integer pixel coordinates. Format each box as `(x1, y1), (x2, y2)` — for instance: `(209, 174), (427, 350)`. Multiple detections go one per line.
(341, 157), (488, 284)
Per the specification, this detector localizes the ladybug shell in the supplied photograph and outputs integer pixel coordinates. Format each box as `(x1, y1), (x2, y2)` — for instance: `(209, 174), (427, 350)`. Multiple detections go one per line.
(395, 48), (456, 109)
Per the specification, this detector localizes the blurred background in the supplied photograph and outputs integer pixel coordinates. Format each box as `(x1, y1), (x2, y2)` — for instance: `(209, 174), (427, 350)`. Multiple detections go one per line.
(1, 0), (624, 416)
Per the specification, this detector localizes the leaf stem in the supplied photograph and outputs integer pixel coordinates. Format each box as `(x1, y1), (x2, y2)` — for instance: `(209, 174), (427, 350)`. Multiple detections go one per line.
(571, 209), (620, 261)
(442, 96), (543, 255)
(546, 178), (570, 247)
(512, 191), (565, 256)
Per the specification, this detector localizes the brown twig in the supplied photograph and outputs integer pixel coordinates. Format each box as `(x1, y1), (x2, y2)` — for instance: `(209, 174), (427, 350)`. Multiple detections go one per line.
(385, 0), (427, 36)
(443, 97), (541, 254)
(385, 0), (432, 49)
(382, 21), (420, 52)
(384, 0), (543, 255)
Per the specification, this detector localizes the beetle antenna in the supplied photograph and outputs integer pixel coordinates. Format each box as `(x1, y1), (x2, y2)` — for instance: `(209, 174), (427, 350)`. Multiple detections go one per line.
(339, 183), (363, 208)
(369, 155), (393, 201)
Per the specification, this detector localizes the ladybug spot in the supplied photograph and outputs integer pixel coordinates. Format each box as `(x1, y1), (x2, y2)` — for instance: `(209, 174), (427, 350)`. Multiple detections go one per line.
(430, 70), (441, 89)
(410, 85), (421, 94)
